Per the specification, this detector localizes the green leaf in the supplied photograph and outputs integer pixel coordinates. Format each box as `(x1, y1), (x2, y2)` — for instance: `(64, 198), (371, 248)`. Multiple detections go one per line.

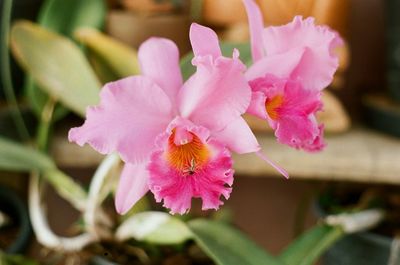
(220, 42), (252, 66)
(11, 21), (101, 117)
(0, 136), (55, 172)
(180, 42), (252, 81)
(116, 212), (192, 245)
(0, 252), (40, 265)
(87, 50), (120, 84)
(188, 219), (284, 265)
(75, 28), (140, 79)
(121, 196), (151, 221)
(38, 0), (106, 38)
(26, 0), (106, 120)
(0, 136), (88, 209)
(25, 77), (68, 121)
(180, 51), (195, 81)
(278, 224), (344, 265)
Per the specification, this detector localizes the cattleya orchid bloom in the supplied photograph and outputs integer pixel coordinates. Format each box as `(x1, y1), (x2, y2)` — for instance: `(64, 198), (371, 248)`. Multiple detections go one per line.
(69, 23), (286, 215)
(242, 0), (342, 152)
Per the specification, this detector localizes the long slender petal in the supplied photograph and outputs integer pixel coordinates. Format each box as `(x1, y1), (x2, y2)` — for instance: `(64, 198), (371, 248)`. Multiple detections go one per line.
(243, 0), (265, 62)
(69, 76), (173, 163)
(138, 37), (183, 106)
(189, 23), (221, 58)
(256, 151), (289, 179)
(115, 163), (149, 214)
(213, 116), (260, 154)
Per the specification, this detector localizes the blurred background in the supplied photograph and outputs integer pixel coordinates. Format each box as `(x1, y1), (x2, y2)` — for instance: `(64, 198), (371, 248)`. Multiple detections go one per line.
(0, 0), (400, 264)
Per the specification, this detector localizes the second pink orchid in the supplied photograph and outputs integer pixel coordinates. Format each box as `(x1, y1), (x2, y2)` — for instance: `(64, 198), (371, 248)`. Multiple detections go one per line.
(243, 0), (342, 152)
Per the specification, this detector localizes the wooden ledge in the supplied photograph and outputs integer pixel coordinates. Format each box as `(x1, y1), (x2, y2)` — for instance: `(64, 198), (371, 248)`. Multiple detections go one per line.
(234, 128), (400, 185)
(51, 128), (400, 185)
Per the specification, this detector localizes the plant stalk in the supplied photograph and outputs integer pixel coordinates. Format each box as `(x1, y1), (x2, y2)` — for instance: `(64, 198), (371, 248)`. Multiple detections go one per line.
(0, 0), (30, 141)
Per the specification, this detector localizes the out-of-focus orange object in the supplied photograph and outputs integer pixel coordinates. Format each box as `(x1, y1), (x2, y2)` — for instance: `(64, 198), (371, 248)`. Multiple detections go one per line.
(121, 0), (174, 14)
(203, 0), (349, 39)
(256, 0), (314, 25)
(256, 0), (349, 38)
(202, 0), (248, 26)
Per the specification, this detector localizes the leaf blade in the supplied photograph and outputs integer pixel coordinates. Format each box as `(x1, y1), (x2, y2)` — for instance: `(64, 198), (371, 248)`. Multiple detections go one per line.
(75, 28), (140, 79)
(0, 136), (55, 172)
(26, 0), (106, 119)
(278, 224), (344, 265)
(11, 21), (101, 116)
(188, 219), (284, 265)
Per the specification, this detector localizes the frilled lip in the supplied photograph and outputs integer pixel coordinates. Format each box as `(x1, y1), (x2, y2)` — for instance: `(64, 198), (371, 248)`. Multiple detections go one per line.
(147, 121), (234, 214)
(247, 74), (325, 153)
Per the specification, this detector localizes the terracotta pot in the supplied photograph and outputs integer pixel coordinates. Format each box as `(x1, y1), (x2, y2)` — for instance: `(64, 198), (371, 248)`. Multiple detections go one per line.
(106, 11), (191, 55)
(202, 0), (247, 26)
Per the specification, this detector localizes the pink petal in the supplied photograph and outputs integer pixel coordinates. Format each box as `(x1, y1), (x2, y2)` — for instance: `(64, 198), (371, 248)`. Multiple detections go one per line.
(277, 79), (322, 116)
(138, 37), (183, 105)
(305, 124), (326, 152)
(247, 91), (268, 119)
(69, 76), (173, 163)
(148, 122), (233, 214)
(179, 54), (251, 132)
(213, 116), (260, 154)
(242, 0), (265, 62)
(247, 74), (285, 120)
(115, 163), (149, 215)
(245, 47), (306, 81)
(263, 16), (342, 90)
(275, 114), (322, 151)
(189, 23), (221, 58)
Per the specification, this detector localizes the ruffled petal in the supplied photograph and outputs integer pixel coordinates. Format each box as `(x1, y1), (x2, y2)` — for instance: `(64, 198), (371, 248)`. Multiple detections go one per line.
(243, 0), (265, 62)
(213, 116), (260, 154)
(272, 79), (325, 151)
(247, 74), (284, 120)
(263, 16), (342, 90)
(179, 53), (251, 131)
(115, 163), (149, 215)
(69, 76), (173, 163)
(189, 23), (221, 58)
(303, 124), (326, 152)
(245, 74), (325, 152)
(148, 120), (233, 214)
(275, 114), (322, 151)
(278, 80), (323, 116)
(245, 47), (305, 81)
(138, 38), (183, 106)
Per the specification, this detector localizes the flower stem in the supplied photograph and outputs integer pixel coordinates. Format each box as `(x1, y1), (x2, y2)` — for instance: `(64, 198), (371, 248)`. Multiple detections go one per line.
(36, 99), (55, 151)
(0, 0), (30, 141)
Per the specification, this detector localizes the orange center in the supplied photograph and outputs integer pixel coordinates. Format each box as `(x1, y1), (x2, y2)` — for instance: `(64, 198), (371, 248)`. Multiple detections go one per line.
(265, 95), (284, 120)
(166, 131), (209, 175)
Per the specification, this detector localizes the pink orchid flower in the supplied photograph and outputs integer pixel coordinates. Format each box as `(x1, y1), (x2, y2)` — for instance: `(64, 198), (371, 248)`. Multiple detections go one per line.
(242, 0), (342, 152)
(68, 23), (282, 215)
